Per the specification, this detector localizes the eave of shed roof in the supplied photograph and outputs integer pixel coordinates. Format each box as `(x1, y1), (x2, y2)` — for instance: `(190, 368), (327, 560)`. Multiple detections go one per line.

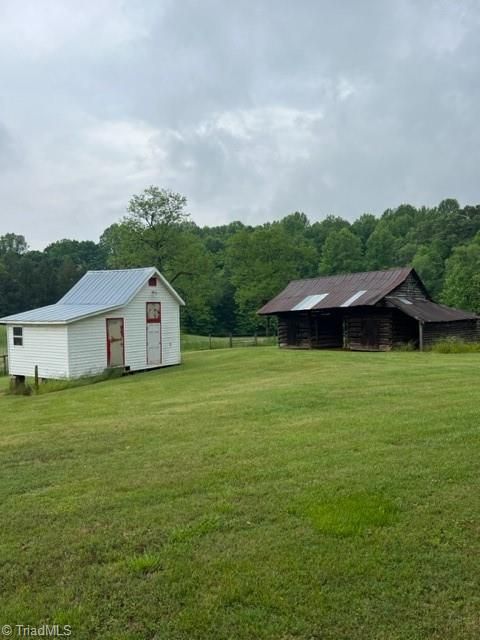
(386, 297), (478, 323)
(0, 303), (123, 324)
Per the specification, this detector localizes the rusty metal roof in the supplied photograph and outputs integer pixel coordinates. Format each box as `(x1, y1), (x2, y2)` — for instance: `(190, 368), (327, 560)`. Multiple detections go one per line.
(387, 297), (478, 323)
(258, 267), (413, 314)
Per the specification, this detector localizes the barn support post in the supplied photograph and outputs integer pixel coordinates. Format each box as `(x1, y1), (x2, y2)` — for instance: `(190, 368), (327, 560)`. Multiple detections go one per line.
(419, 321), (424, 351)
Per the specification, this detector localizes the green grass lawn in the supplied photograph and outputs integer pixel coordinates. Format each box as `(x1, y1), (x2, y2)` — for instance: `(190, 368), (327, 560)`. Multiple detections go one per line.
(1, 348), (479, 639)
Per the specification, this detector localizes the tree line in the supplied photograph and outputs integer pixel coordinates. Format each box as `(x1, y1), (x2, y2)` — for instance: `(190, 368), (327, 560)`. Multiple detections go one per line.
(1, 188), (479, 334)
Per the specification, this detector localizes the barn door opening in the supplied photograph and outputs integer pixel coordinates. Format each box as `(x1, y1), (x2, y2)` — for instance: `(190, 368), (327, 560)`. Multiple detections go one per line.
(146, 302), (162, 365)
(361, 316), (379, 349)
(106, 318), (125, 367)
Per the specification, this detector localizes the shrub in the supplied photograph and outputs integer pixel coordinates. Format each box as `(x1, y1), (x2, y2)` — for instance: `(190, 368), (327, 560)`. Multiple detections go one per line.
(429, 338), (480, 354)
(393, 340), (417, 352)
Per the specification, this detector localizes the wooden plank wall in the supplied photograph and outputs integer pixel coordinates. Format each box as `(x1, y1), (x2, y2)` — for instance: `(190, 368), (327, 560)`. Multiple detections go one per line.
(278, 312), (343, 348)
(277, 311), (479, 351)
(423, 320), (480, 346)
(345, 308), (393, 351)
(389, 272), (428, 300)
(277, 315), (290, 348)
(278, 313), (311, 348)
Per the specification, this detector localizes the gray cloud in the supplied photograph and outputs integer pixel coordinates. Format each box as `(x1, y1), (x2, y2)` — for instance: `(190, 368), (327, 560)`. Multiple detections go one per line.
(0, 0), (479, 247)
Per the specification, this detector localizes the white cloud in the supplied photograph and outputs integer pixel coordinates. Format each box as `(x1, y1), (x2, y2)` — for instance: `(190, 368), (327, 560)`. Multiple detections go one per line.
(0, 0), (480, 247)
(0, 1), (150, 58)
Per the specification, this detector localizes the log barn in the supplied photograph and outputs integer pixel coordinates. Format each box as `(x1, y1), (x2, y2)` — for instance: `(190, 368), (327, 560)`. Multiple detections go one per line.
(0, 267), (185, 380)
(258, 268), (479, 351)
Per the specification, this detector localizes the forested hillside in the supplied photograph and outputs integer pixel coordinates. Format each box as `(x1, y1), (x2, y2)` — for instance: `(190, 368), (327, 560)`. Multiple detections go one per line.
(1, 189), (479, 334)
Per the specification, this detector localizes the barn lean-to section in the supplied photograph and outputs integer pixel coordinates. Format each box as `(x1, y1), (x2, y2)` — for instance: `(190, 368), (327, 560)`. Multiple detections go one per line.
(259, 268), (479, 351)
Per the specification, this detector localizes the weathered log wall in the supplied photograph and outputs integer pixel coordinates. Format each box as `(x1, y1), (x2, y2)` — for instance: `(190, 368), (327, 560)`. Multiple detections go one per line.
(344, 308), (393, 351)
(278, 312), (343, 349)
(277, 310), (478, 351)
(423, 320), (480, 346)
(278, 313), (311, 348)
(389, 272), (427, 300)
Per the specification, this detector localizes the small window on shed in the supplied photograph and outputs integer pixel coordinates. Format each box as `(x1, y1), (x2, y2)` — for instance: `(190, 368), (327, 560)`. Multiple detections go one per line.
(13, 326), (23, 346)
(148, 276), (157, 287)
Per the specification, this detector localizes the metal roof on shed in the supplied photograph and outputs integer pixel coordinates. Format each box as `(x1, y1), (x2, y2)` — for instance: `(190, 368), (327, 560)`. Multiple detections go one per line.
(387, 297), (478, 323)
(258, 267), (413, 314)
(59, 267), (156, 306)
(0, 267), (185, 324)
(0, 303), (120, 324)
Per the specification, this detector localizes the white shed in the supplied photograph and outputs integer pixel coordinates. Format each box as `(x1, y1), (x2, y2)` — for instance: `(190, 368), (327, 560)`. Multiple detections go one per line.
(0, 267), (185, 380)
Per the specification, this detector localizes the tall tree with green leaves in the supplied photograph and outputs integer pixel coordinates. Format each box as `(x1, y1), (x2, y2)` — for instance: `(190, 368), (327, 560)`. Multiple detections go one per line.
(441, 233), (480, 312)
(225, 223), (317, 332)
(351, 213), (378, 248)
(0, 233), (28, 255)
(319, 228), (364, 275)
(308, 215), (350, 253)
(411, 244), (445, 299)
(101, 187), (190, 269)
(365, 225), (397, 270)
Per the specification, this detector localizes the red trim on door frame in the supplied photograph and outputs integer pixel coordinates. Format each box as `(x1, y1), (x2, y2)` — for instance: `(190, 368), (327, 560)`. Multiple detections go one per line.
(145, 303), (162, 365)
(146, 302), (161, 323)
(106, 317), (125, 367)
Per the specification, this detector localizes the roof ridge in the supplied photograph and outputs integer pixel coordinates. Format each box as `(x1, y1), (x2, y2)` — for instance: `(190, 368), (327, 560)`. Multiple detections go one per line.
(85, 267), (155, 274)
(287, 266), (411, 284)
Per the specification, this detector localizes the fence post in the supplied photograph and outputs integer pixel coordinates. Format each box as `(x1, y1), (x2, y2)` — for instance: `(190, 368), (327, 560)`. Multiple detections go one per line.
(229, 333), (233, 348)
(254, 332), (258, 346)
(209, 334), (212, 349)
(34, 365), (39, 391)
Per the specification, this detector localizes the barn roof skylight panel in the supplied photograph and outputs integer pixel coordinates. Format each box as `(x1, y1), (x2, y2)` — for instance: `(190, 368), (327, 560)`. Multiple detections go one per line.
(340, 290), (367, 307)
(292, 293), (329, 311)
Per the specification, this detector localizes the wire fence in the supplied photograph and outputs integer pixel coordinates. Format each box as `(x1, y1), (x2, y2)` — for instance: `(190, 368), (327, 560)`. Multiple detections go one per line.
(182, 333), (277, 352)
(0, 330), (277, 376)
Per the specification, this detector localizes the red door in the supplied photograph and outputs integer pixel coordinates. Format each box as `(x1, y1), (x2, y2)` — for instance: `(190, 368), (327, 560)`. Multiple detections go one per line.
(106, 318), (125, 367)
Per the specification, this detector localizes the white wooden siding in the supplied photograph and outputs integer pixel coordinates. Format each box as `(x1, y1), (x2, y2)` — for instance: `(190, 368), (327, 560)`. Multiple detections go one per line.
(121, 279), (181, 370)
(67, 278), (181, 377)
(7, 325), (69, 378)
(67, 315), (108, 377)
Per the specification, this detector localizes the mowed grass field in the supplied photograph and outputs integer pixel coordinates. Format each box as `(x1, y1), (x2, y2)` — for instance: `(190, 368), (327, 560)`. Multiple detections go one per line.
(1, 348), (479, 639)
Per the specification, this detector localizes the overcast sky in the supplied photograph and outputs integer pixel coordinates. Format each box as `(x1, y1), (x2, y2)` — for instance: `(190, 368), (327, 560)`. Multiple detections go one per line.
(0, 1), (479, 248)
